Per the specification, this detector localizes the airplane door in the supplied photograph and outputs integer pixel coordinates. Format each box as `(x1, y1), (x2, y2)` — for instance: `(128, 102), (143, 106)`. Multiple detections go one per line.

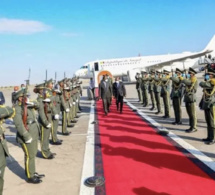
(94, 62), (99, 71)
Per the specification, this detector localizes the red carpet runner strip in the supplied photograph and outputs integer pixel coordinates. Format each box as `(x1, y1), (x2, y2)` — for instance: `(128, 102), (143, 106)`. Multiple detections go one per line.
(95, 100), (215, 195)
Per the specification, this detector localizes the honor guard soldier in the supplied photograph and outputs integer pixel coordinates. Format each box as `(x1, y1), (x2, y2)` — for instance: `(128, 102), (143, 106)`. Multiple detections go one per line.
(63, 83), (74, 133)
(45, 79), (62, 145)
(37, 87), (56, 159)
(199, 70), (215, 144)
(154, 70), (163, 114)
(135, 73), (142, 102)
(13, 90), (45, 183)
(68, 84), (78, 124)
(0, 106), (13, 193)
(182, 67), (198, 132)
(58, 79), (71, 135)
(148, 70), (155, 110)
(170, 68), (184, 125)
(161, 70), (171, 118)
(141, 71), (149, 107)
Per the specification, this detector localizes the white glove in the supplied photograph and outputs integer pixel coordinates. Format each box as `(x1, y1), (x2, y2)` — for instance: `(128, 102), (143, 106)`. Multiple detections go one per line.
(73, 102), (76, 105)
(66, 108), (70, 113)
(54, 114), (59, 120)
(46, 123), (52, 128)
(25, 137), (32, 144)
(70, 103), (72, 107)
(76, 100), (78, 103)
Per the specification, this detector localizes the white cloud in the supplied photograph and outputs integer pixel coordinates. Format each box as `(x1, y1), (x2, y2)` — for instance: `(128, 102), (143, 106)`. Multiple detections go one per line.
(61, 32), (80, 37)
(0, 18), (51, 34)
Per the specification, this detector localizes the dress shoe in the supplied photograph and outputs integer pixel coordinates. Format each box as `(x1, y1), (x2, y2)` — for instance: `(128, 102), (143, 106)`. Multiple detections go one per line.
(62, 132), (71, 136)
(150, 107), (155, 110)
(34, 172), (45, 178)
(77, 111), (81, 113)
(155, 112), (161, 115)
(75, 116), (80, 118)
(67, 124), (74, 128)
(163, 115), (170, 118)
(70, 120), (77, 123)
(120, 111), (122, 114)
(172, 121), (177, 125)
(27, 176), (42, 184)
(185, 128), (197, 133)
(105, 112), (108, 116)
(202, 138), (210, 142)
(205, 140), (215, 145)
(177, 121), (182, 125)
(47, 154), (55, 159)
(52, 141), (62, 145)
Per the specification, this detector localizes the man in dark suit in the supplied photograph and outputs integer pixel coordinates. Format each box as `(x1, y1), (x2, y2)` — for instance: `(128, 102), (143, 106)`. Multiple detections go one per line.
(113, 77), (126, 114)
(0, 91), (5, 105)
(99, 75), (112, 115)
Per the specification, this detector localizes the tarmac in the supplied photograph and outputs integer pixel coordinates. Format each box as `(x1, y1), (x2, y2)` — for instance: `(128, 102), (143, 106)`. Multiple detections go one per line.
(1, 75), (215, 195)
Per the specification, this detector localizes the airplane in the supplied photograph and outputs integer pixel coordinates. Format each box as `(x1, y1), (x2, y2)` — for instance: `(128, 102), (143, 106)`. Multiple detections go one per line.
(74, 35), (215, 82)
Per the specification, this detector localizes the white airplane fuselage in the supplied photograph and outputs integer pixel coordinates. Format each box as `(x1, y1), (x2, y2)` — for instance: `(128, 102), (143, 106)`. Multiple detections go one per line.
(74, 35), (215, 81)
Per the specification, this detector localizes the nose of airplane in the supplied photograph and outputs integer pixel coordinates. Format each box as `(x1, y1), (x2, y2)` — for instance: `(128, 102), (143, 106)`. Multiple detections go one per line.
(75, 70), (80, 77)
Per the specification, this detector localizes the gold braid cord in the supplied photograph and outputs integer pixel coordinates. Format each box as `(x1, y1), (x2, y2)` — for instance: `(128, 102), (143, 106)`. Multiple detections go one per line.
(185, 77), (197, 93)
(203, 79), (215, 97)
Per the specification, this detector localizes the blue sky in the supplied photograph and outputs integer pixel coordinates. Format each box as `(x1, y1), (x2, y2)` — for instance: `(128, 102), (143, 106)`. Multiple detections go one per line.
(0, 0), (215, 86)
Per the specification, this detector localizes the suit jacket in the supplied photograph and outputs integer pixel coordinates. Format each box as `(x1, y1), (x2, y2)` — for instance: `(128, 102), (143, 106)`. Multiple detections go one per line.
(113, 81), (126, 98)
(99, 80), (112, 99)
(0, 91), (5, 105)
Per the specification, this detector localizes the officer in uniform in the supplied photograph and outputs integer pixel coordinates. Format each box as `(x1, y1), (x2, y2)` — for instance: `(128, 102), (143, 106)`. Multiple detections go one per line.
(37, 87), (56, 159)
(13, 90), (45, 183)
(148, 70), (155, 110)
(45, 79), (62, 145)
(154, 70), (163, 114)
(135, 73), (142, 102)
(58, 79), (71, 135)
(161, 70), (171, 118)
(182, 67), (198, 132)
(141, 71), (149, 107)
(199, 70), (215, 144)
(170, 68), (184, 124)
(0, 106), (13, 193)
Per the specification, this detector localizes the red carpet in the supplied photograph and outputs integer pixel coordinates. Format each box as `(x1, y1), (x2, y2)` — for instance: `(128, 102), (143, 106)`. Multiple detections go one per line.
(96, 100), (215, 195)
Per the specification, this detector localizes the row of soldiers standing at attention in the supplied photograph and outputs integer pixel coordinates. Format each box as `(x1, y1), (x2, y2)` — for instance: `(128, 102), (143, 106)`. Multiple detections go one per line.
(0, 77), (82, 194)
(136, 67), (198, 131)
(136, 65), (215, 145)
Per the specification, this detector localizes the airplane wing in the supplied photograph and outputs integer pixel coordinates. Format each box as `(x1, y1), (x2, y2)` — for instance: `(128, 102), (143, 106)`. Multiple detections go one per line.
(143, 49), (212, 70)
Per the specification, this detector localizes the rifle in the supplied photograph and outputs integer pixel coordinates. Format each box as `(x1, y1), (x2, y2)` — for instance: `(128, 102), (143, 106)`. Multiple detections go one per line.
(22, 68), (31, 131)
(182, 61), (187, 79)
